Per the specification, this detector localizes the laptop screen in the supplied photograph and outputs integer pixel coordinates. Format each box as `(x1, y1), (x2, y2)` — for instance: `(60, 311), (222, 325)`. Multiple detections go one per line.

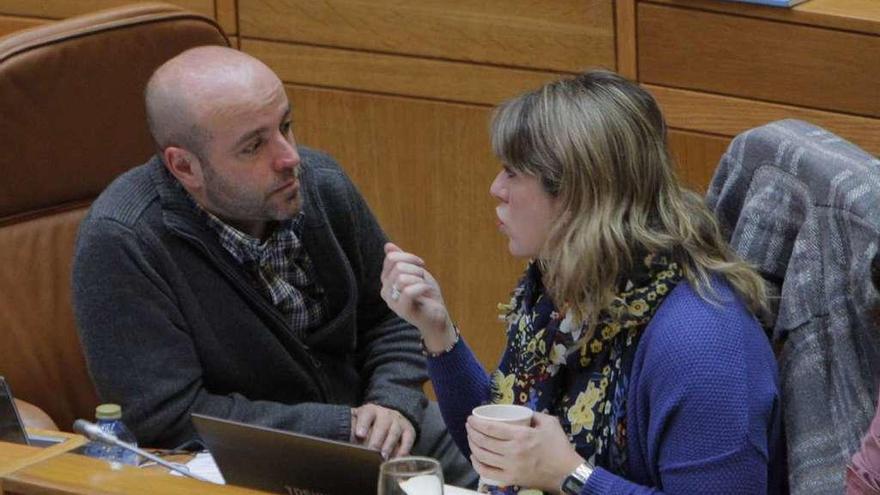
(0, 376), (29, 445)
(192, 413), (384, 495)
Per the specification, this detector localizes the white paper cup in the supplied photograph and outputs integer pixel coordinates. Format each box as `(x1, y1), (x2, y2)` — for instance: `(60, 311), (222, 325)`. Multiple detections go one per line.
(471, 404), (534, 426)
(471, 405), (534, 490)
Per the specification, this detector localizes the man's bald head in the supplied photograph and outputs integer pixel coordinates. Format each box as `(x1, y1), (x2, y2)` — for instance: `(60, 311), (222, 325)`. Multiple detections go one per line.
(144, 46), (282, 158)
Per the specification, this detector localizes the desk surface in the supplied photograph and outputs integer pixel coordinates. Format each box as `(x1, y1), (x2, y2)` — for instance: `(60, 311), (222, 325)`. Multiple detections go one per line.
(0, 439), (272, 495)
(0, 439), (479, 494)
(0, 442), (39, 471)
(0, 429), (86, 478)
(3, 450), (268, 495)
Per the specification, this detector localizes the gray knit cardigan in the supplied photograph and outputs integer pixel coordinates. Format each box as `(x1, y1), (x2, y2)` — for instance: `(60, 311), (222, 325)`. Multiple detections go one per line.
(72, 149), (428, 448)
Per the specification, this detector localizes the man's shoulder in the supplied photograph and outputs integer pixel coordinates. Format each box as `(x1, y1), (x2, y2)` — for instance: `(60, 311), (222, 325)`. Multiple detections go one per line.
(301, 147), (350, 188)
(85, 157), (162, 231)
(299, 147), (365, 217)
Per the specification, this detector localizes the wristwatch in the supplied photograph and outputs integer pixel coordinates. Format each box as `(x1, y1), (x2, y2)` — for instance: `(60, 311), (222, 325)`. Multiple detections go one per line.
(560, 462), (594, 494)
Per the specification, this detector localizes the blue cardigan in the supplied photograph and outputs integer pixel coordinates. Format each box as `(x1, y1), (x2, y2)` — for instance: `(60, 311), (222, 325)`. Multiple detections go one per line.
(428, 280), (785, 494)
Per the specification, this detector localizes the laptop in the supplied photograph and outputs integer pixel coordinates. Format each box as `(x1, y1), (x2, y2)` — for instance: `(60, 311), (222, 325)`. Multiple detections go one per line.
(0, 376), (64, 447)
(192, 413), (384, 495)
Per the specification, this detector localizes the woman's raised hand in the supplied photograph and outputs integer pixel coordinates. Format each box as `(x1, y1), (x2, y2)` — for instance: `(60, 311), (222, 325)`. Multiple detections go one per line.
(381, 242), (457, 352)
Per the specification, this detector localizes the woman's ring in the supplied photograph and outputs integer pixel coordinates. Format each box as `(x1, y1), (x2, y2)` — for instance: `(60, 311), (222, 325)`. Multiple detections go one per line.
(390, 285), (401, 301)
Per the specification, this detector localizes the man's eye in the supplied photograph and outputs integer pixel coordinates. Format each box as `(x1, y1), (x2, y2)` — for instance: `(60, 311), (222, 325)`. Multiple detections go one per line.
(503, 166), (516, 178)
(280, 120), (292, 134)
(242, 139), (262, 155)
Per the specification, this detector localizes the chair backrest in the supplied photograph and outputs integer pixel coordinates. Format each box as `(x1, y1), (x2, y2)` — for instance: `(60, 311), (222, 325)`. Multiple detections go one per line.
(0, 2), (228, 433)
(706, 119), (880, 494)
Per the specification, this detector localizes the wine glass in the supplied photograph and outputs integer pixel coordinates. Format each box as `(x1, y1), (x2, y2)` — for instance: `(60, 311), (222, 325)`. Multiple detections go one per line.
(378, 456), (444, 495)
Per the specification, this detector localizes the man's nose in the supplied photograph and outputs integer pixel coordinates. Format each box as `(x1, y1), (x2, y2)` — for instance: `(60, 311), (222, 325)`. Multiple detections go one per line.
(274, 136), (301, 173)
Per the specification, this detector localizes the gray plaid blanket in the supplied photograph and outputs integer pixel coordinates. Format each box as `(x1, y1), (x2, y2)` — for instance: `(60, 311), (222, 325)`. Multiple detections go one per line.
(706, 119), (880, 494)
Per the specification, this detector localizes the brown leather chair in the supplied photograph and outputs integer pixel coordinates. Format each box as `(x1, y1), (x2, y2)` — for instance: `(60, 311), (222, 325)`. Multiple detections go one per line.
(0, 3), (228, 433)
(14, 398), (59, 431)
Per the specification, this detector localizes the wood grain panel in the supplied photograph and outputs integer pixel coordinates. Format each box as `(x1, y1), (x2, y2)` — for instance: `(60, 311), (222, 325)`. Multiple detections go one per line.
(668, 130), (730, 193)
(0, 15), (44, 38)
(240, 0), (615, 73)
(638, 3), (880, 118)
(245, 39), (567, 106)
(615, 0), (638, 80)
(215, 0), (236, 35)
(646, 84), (880, 157)
(287, 84), (522, 369)
(644, 0), (880, 35)
(0, 0), (214, 19)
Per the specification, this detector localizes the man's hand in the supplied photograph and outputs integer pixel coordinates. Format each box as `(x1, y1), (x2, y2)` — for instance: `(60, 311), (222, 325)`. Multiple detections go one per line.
(351, 403), (416, 460)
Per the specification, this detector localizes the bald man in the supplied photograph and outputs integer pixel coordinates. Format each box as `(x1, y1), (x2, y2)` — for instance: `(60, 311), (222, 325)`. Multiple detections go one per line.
(72, 46), (475, 486)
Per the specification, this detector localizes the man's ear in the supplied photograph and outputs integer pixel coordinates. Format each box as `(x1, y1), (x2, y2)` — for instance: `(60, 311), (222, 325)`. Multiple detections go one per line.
(163, 146), (204, 190)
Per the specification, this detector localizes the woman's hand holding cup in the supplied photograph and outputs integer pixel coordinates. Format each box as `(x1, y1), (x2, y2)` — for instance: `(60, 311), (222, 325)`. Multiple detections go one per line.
(467, 406), (584, 493)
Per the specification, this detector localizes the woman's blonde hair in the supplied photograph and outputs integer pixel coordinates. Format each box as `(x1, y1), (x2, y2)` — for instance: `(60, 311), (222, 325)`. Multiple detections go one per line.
(491, 70), (769, 329)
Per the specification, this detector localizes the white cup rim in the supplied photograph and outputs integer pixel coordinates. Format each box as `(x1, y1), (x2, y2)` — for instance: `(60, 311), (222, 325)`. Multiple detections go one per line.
(471, 404), (534, 423)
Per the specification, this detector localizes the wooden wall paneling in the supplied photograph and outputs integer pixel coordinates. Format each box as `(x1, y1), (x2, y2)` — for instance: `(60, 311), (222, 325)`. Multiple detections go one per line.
(647, 84), (880, 157)
(667, 130), (730, 193)
(638, 3), (880, 118)
(215, 0), (237, 36)
(643, 0), (880, 35)
(0, 15), (44, 38)
(286, 84), (523, 368)
(240, 0), (616, 73)
(244, 39), (567, 106)
(615, 0), (638, 80)
(0, 1), (214, 19)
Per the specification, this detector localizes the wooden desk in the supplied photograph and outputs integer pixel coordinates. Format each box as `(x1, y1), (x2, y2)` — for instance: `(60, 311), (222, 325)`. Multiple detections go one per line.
(0, 440), (480, 494)
(0, 429), (84, 478)
(0, 443), (40, 477)
(2, 452), (269, 495)
(0, 440), (268, 495)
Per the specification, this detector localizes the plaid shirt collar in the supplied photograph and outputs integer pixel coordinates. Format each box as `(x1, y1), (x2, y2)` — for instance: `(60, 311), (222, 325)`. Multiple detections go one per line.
(200, 209), (305, 266)
(193, 199), (325, 334)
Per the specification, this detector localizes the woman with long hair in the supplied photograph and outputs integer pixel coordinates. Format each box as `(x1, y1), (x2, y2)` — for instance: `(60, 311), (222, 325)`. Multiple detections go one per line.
(382, 70), (784, 494)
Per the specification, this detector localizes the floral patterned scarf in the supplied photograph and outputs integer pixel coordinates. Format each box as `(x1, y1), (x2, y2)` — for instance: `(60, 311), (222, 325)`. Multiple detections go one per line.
(488, 253), (683, 494)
